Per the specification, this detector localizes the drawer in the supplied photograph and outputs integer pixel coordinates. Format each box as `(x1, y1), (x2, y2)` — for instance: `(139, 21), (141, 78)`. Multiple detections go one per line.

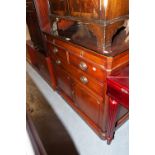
(67, 65), (105, 97)
(69, 53), (106, 82)
(47, 43), (68, 62)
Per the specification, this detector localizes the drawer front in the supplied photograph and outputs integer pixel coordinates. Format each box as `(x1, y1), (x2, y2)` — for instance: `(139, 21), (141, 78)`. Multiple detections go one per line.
(69, 53), (106, 82)
(67, 65), (104, 97)
(48, 43), (67, 62)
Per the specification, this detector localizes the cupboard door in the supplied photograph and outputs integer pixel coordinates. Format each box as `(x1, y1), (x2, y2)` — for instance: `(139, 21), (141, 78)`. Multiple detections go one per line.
(49, 0), (69, 16)
(74, 84), (102, 125)
(68, 0), (100, 19)
(55, 66), (73, 100)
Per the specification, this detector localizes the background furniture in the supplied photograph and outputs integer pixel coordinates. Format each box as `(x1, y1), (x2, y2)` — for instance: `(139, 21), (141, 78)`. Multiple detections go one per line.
(26, 0), (52, 85)
(26, 0), (45, 52)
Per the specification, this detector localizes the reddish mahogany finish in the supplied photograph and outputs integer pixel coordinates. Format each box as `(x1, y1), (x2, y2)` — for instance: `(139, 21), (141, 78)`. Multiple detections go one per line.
(107, 66), (129, 109)
(26, 0), (45, 52)
(26, 40), (54, 87)
(74, 83), (102, 125)
(26, 40), (38, 65)
(33, 0), (51, 31)
(55, 66), (74, 100)
(106, 98), (119, 144)
(44, 35), (128, 143)
(69, 52), (107, 83)
(46, 57), (57, 90)
(26, 0), (129, 144)
(48, 0), (129, 54)
(48, 0), (128, 20)
(106, 66), (129, 144)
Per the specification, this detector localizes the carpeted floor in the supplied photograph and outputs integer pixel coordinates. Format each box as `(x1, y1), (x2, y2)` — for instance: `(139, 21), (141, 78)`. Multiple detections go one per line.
(26, 74), (79, 155)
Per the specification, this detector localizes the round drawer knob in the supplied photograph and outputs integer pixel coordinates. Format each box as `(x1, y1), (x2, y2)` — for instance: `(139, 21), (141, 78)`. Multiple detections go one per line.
(56, 60), (61, 65)
(53, 47), (58, 53)
(80, 76), (88, 84)
(79, 62), (88, 71)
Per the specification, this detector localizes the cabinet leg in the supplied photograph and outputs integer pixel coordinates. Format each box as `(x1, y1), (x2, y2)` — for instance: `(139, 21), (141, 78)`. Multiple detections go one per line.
(107, 137), (113, 145)
(106, 97), (118, 144)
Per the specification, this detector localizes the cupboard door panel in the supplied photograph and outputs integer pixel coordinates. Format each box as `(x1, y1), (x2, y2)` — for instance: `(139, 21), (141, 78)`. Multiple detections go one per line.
(74, 84), (102, 125)
(55, 66), (73, 100)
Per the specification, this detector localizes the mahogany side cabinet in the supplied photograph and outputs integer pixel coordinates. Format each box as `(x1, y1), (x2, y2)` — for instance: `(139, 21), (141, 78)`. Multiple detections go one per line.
(26, 0), (129, 144)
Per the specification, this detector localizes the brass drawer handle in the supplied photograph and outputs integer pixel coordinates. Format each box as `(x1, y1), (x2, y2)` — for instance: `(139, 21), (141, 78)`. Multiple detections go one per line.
(56, 60), (61, 65)
(53, 47), (58, 54)
(79, 62), (88, 71)
(80, 76), (88, 84)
